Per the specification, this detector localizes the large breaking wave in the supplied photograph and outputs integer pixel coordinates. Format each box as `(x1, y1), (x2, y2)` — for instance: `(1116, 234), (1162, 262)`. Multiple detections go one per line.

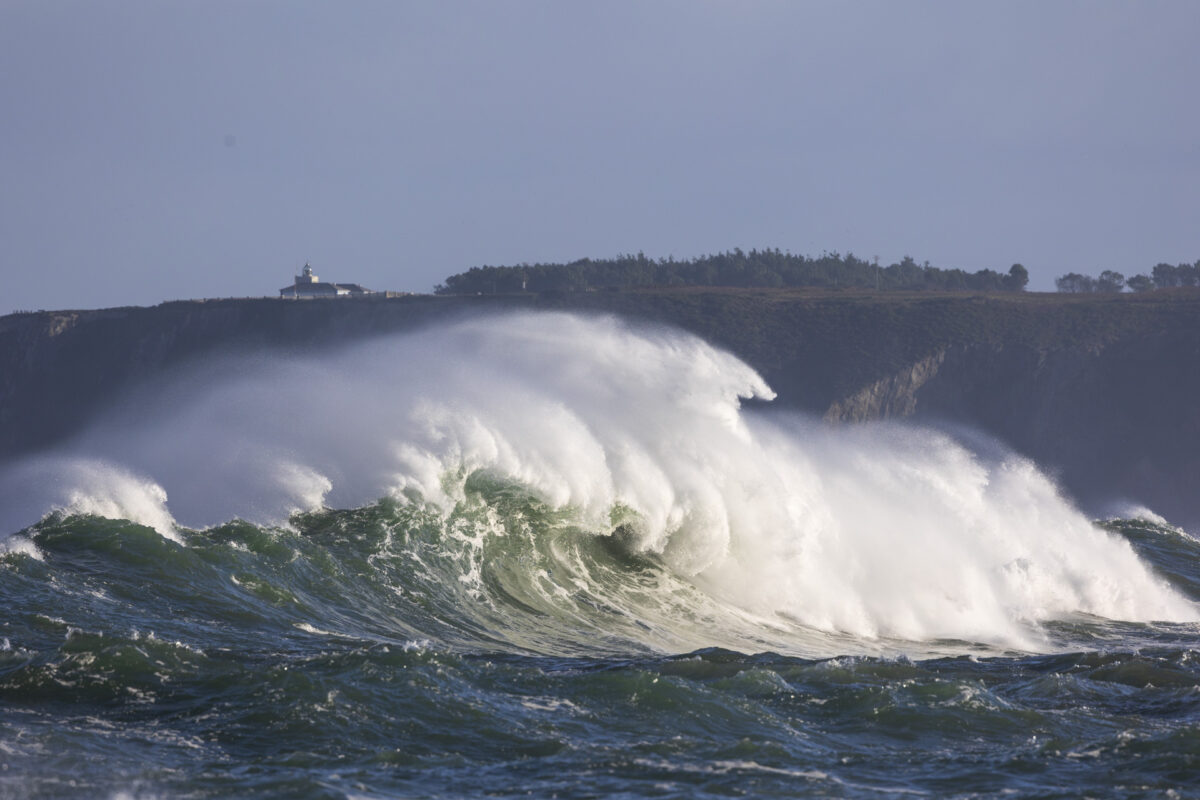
(0, 311), (1194, 654)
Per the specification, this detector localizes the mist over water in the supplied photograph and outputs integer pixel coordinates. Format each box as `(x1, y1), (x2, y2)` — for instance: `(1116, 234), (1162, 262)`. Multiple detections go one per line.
(0, 311), (1194, 654)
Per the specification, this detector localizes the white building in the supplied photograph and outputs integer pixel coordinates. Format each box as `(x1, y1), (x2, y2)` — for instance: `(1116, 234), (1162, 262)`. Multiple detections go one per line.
(280, 263), (375, 298)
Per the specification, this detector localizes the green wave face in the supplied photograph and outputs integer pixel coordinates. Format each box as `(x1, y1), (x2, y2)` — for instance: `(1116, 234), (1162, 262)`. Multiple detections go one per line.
(3, 505), (1200, 799)
(1, 480), (853, 665)
(6, 484), (1200, 669)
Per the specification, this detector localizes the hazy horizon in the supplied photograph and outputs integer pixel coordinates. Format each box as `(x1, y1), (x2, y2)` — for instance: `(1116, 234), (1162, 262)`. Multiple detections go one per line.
(3, 1), (1198, 315)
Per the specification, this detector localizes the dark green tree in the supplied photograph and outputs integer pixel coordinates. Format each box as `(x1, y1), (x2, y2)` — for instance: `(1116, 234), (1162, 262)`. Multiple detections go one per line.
(1152, 263), (1180, 288)
(1003, 263), (1029, 291)
(1055, 273), (1096, 293)
(1097, 270), (1126, 293)
(1179, 261), (1199, 287)
(1126, 274), (1154, 293)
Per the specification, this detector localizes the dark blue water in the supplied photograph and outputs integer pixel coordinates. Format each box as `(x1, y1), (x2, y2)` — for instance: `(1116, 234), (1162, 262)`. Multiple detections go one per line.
(2, 315), (1198, 797)
(2, 504), (1198, 799)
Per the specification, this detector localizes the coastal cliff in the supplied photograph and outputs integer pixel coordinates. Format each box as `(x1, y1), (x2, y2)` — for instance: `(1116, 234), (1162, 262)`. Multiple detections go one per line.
(3, 289), (1199, 526)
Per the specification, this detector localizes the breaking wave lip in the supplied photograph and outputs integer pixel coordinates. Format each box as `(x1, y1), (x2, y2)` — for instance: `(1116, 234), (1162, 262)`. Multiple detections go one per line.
(1100, 501), (1196, 538)
(0, 310), (1195, 654)
(0, 457), (180, 544)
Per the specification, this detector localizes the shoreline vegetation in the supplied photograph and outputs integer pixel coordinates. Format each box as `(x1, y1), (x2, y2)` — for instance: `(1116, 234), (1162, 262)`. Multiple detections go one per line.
(432, 248), (1200, 296)
(435, 249), (1031, 294)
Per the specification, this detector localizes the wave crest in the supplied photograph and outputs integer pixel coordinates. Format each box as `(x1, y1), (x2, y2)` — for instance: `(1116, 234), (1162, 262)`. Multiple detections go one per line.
(1, 311), (1194, 652)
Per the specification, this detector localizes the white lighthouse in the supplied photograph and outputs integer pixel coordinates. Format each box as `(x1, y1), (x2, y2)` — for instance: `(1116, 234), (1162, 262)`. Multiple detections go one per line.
(296, 263), (320, 285)
(280, 262), (375, 298)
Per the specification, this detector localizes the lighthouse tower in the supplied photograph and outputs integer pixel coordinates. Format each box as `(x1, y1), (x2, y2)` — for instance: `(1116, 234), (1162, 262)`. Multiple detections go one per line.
(296, 262), (319, 284)
(280, 261), (374, 298)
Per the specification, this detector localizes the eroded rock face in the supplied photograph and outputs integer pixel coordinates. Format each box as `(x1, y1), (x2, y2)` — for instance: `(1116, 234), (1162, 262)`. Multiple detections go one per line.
(818, 334), (1200, 528)
(824, 350), (948, 423)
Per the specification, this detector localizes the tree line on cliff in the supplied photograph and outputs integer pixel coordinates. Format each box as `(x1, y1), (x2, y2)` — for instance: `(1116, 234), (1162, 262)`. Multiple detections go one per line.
(1055, 261), (1200, 293)
(435, 250), (1030, 294)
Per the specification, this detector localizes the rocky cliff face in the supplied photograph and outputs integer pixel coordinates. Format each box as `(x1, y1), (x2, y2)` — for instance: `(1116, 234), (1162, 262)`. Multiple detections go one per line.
(0, 297), (468, 459)
(3, 289), (1199, 526)
(824, 350), (948, 422)
(818, 330), (1200, 527)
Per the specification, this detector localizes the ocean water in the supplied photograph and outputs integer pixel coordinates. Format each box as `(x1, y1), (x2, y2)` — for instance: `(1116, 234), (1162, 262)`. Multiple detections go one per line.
(1, 312), (1197, 799)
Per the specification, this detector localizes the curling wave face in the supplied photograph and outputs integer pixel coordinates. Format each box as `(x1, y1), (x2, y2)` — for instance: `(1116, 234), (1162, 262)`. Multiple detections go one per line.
(0, 311), (1194, 655)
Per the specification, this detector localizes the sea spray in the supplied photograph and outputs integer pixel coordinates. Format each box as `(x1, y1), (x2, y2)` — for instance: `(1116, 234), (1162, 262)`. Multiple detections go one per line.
(0, 457), (179, 543)
(0, 311), (1193, 652)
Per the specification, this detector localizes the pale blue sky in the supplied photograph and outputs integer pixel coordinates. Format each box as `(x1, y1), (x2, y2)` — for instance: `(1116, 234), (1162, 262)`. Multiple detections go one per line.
(2, 1), (1198, 313)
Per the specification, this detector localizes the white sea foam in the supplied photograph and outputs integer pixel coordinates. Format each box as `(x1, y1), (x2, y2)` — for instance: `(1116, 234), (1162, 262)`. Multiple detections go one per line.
(1103, 501), (1171, 527)
(0, 534), (44, 561)
(0, 457), (180, 543)
(0, 311), (1194, 649)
